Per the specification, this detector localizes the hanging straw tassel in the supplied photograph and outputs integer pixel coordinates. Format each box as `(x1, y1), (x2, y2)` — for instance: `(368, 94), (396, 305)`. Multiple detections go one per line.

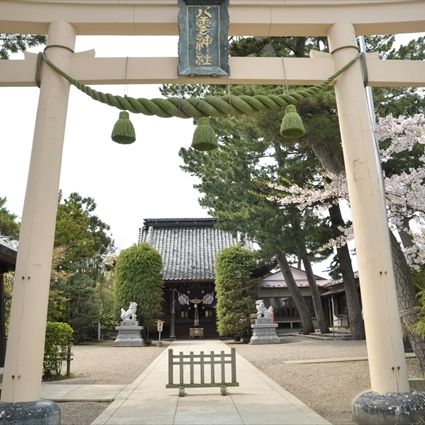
(280, 104), (305, 139)
(111, 111), (136, 144)
(191, 117), (218, 151)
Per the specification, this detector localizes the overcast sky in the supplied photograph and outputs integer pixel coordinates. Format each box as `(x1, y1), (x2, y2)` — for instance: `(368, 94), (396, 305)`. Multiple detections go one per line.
(1, 36), (208, 252)
(0, 33), (422, 275)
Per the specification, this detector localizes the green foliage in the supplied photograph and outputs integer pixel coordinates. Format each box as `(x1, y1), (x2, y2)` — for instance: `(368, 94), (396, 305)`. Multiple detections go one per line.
(215, 246), (259, 337)
(67, 274), (100, 342)
(412, 268), (425, 338)
(49, 192), (114, 341)
(55, 192), (114, 277)
(115, 243), (163, 336)
(96, 255), (118, 338)
(0, 33), (46, 59)
(43, 321), (73, 378)
(366, 35), (425, 117)
(0, 197), (19, 238)
(412, 268), (425, 293)
(414, 290), (425, 338)
(3, 272), (14, 336)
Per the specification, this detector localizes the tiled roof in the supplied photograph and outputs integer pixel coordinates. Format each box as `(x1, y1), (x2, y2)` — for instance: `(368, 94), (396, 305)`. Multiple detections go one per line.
(0, 235), (18, 269)
(138, 218), (252, 281)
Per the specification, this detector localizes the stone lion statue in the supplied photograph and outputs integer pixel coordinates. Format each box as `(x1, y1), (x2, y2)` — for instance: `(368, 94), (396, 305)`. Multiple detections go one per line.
(120, 302), (138, 325)
(255, 300), (273, 319)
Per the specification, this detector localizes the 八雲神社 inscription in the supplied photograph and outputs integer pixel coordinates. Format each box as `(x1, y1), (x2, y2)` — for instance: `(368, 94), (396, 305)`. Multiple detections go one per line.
(178, 0), (229, 76)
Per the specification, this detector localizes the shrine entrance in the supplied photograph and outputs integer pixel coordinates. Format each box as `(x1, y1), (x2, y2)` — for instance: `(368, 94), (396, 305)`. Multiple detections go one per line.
(1, 1), (425, 424)
(167, 284), (217, 339)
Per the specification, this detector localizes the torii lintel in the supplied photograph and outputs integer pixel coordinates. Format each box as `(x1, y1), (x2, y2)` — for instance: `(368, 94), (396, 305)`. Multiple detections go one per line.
(0, 0), (424, 36)
(1, 50), (424, 88)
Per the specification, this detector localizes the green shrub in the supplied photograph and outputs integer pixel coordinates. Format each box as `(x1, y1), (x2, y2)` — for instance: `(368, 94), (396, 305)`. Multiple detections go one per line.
(413, 290), (425, 337)
(43, 321), (73, 378)
(115, 243), (163, 338)
(215, 245), (259, 337)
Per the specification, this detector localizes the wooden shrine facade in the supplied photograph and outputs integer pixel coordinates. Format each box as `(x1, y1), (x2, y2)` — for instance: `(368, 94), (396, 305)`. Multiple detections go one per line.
(138, 218), (251, 338)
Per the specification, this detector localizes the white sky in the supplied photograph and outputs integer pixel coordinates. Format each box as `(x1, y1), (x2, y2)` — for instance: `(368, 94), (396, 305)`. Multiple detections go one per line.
(0, 33), (423, 276)
(1, 36), (208, 252)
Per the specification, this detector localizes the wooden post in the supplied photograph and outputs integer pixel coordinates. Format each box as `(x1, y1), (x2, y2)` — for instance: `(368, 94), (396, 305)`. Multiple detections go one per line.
(220, 351), (225, 384)
(231, 348), (237, 384)
(189, 351), (194, 385)
(210, 350), (215, 384)
(200, 351), (205, 385)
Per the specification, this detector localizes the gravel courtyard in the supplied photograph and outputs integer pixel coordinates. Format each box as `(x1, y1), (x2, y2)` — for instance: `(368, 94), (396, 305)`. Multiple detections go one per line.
(55, 337), (423, 425)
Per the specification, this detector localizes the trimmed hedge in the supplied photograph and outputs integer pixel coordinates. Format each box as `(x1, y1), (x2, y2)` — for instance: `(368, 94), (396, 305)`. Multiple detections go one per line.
(215, 245), (259, 337)
(44, 321), (73, 378)
(114, 243), (163, 337)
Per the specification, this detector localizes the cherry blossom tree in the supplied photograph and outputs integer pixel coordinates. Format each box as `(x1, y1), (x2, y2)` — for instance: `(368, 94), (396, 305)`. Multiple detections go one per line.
(274, 113), (425, 266)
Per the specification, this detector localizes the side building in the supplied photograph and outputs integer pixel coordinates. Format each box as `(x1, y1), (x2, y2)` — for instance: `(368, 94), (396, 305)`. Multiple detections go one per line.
(138, 218), (252, 339)
(258, 269), (331, 331)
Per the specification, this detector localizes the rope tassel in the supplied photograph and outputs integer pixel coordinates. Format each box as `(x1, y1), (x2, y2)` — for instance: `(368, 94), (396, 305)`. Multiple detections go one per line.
(111, 111), (136, 144)
(192, 117), (217, 151)
(280, 104), (305, 139)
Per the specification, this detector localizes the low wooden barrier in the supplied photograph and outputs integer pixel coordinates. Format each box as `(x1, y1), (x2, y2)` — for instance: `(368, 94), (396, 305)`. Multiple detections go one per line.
(166, 348), (239, 396)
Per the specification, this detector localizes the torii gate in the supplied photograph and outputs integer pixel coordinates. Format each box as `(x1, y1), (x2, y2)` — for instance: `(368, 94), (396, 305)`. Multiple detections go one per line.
(0, 1), (424, 424)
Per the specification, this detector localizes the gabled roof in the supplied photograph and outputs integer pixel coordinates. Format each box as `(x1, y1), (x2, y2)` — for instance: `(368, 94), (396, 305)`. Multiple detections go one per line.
(260, 267), (330, 289)
(138, 218), (252, 281)
(0, 235), (18, 271)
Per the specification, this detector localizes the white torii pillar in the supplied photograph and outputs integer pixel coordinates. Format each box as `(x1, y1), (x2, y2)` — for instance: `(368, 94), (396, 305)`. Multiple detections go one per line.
(0, 20), (75, 423)
(328, 22), (424, 423)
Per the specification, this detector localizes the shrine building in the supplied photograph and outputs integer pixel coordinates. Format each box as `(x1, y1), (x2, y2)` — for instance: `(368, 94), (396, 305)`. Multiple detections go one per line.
(138, 217), (341, 338)
(138, 217), (253, 338)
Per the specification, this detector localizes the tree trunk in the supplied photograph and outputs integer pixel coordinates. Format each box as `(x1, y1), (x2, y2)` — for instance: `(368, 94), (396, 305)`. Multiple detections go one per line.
(301, 255), (330, 334)
(277, 252), (315, 334)
(390, 230), (425, 374)
(399, 217), (415, 249)
(328, 204), (365, 340)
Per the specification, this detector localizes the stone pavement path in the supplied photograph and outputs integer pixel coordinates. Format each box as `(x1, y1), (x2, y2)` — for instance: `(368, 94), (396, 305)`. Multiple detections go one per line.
(89, 339), (330, 425)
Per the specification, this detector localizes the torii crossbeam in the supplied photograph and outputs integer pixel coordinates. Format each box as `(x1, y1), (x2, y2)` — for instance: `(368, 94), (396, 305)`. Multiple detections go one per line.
(0, 1), (425, 424)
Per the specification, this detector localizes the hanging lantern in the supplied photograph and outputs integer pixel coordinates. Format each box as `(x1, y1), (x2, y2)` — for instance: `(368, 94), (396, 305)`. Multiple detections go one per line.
(191, 117), (217, 151)
(111, 111), (136, 144)
(280, 104), (305, 139)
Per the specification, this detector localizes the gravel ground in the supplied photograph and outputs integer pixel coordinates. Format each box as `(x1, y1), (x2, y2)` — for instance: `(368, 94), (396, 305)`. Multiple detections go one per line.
(230, 336), (423, 425)
(53, 337), (424, 425)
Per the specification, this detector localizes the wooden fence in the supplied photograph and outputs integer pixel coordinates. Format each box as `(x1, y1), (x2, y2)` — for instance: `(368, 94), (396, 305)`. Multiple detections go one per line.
(166, 348), (239, 396)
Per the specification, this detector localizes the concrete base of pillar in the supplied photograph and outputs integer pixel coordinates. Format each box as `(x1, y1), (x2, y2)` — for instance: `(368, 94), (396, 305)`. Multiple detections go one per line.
(0, 399), (60, 424)
(352, 390), (425, 425)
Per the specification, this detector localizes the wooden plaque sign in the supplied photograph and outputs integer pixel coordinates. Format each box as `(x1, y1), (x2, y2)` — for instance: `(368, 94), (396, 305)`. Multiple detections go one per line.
(178, 0), (229, 76)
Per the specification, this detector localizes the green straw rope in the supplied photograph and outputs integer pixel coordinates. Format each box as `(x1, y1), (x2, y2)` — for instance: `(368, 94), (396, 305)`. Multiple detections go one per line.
(41, 52), (361, 119)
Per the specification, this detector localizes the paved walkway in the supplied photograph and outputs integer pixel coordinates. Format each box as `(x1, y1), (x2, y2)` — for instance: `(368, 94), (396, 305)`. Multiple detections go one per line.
(94, 340), (329, 425)
(41, 383), (125, 402)
(42, 340), (330, 424)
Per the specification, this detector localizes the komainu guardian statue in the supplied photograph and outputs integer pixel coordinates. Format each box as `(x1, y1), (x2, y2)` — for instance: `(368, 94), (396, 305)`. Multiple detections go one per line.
(121, 302), (138, 326)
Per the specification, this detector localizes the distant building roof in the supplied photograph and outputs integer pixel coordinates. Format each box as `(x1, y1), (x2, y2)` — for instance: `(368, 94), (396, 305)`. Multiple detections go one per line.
(138, 218), (252, 281)
(260, 268), (330, 289)
(0, 235), (18, 271)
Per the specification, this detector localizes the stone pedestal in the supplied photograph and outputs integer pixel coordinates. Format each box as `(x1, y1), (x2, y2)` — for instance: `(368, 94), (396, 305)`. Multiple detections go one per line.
(352, 390), (425, 424)
(0, 400), (61, 424)
(250, 318), (279, 344)
(114, 325), (145, 347)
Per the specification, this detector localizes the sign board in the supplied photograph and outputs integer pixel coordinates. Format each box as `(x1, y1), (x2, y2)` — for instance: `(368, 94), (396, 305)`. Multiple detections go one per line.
(157, 320), (165, 332)
(178, 0), (229, 76)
